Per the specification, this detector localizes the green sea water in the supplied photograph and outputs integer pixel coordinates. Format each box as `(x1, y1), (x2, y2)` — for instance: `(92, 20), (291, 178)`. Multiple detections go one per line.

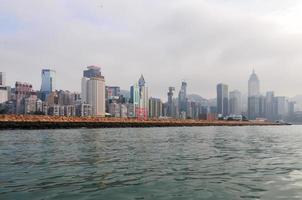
(1, 126), (302, 199)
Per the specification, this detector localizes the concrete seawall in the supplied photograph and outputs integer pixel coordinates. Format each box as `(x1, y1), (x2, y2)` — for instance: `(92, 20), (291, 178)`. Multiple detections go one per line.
(0, 115), (283, 130)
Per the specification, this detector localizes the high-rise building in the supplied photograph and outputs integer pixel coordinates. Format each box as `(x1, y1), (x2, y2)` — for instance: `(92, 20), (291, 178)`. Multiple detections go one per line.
(130, 75), (148, 119)
(248, 70), (260, 97)
(0, 72), (5, 86)
(248, 70), (262, 119)
(265, 91), (275, 120)
(229, 90), (242, 115)
(275, 96), (288, 119)
(248, 96), (260, 120)
(167, 87), (175, 117)
(217, 83), (229, 117)
(41, 69), (56, 101)
(81, 66), (106, 116)
(178, 82), (188, 117)
(138, 75), (148, 119)
(149, 98), (163, 118)
(129, 84), (139, 117)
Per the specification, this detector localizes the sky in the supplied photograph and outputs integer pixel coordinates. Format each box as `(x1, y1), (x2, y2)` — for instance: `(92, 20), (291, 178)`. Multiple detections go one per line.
(1, 0), (302, 100)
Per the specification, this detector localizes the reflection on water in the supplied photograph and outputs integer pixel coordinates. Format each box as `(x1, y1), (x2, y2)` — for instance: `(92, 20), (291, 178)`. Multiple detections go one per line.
(1, 126), (302, 199)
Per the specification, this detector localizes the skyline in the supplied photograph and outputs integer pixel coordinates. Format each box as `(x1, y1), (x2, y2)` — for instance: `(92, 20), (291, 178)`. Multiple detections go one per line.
(2, 0), (302, 98)
(1, 68), (300, 101)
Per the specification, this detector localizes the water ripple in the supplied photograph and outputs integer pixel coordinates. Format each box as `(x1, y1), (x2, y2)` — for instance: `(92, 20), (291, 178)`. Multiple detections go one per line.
(1, 126), (302, 199)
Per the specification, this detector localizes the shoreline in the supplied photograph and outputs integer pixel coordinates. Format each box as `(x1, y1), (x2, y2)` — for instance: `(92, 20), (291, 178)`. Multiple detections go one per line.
(0, 115), (285, 130)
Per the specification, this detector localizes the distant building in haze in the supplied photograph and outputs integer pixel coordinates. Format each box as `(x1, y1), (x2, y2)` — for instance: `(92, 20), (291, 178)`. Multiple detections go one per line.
(248, 70), (261, 119)
(265, 91), (275, 120)
(248, 70), (260, 97)
(217, 83), (229, 117)
(178, 81), (188, 118)
(167, 87), (175, 117)
(229, 90), (242, 115)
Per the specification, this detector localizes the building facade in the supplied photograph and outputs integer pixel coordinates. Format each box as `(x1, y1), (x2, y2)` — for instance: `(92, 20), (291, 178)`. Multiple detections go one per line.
(229, 90), (242, 115)
(41, 69), (56, 101)
(149, 98), (163, 118)
(81, 66), (106, 116)
(217, 83), (229, 117)
(178, 82), (188, 118)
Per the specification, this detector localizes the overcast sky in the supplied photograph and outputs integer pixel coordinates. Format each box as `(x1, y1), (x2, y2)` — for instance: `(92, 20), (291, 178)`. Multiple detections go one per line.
(1, 0), (302, 100)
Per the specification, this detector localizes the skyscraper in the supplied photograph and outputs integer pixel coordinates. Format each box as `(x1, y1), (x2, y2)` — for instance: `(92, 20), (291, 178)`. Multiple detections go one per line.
(178, 81), (188, 118)
(265, 91), (275, 120)
(248, 70), (261, 119)
(138, 75), (148, 119)
(129, 83), (139, 117)
(81, 66), (106, 116)
(248, 70), (260, 97)
(167, 87), (175, 117)
(217, 83), (229, 117)
(41, 69), (56, 100)
(229, 90), (242, 115)
(275, 96), (288, 119)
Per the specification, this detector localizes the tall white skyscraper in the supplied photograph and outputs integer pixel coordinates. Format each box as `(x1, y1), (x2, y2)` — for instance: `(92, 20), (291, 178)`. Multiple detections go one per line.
(81, 66), (105, 116)
(248, 70), (260, 97)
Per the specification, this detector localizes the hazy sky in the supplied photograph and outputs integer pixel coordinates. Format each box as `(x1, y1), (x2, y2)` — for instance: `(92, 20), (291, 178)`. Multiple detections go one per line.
(1, 0), (302, 100)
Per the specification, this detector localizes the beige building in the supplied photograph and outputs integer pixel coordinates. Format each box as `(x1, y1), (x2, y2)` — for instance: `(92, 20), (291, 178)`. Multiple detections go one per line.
(81, 75), (105, 116)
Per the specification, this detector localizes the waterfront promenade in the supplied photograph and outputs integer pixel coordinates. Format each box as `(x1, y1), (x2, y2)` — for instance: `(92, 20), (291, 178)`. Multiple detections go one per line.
(0, 115), (280, 129)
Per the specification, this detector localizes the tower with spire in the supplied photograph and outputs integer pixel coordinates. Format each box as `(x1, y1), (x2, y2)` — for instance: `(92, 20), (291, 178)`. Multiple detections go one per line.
(248, 69), (260, 97)
(130, 74), (148, 119)
(248, 69), (263, 120)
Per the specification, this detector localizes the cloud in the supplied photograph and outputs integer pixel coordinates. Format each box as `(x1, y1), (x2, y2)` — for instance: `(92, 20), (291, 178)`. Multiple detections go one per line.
(1, 0), (302, 99)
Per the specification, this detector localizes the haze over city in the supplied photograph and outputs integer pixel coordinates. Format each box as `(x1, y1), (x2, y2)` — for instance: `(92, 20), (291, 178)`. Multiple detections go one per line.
(2, 0), (302, 99)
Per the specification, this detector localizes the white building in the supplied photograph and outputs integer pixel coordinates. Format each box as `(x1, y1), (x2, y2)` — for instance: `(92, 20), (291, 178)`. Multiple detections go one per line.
(81, 66), (106, 117)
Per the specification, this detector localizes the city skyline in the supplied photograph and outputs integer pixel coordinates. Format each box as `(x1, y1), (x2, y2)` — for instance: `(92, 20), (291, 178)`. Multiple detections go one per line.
(1, 67), (302, 101)
(2, 1), (302, 99)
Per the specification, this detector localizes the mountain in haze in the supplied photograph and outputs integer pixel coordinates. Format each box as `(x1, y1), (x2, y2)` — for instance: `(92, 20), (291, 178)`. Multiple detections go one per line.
(187, 94), (209, 106)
